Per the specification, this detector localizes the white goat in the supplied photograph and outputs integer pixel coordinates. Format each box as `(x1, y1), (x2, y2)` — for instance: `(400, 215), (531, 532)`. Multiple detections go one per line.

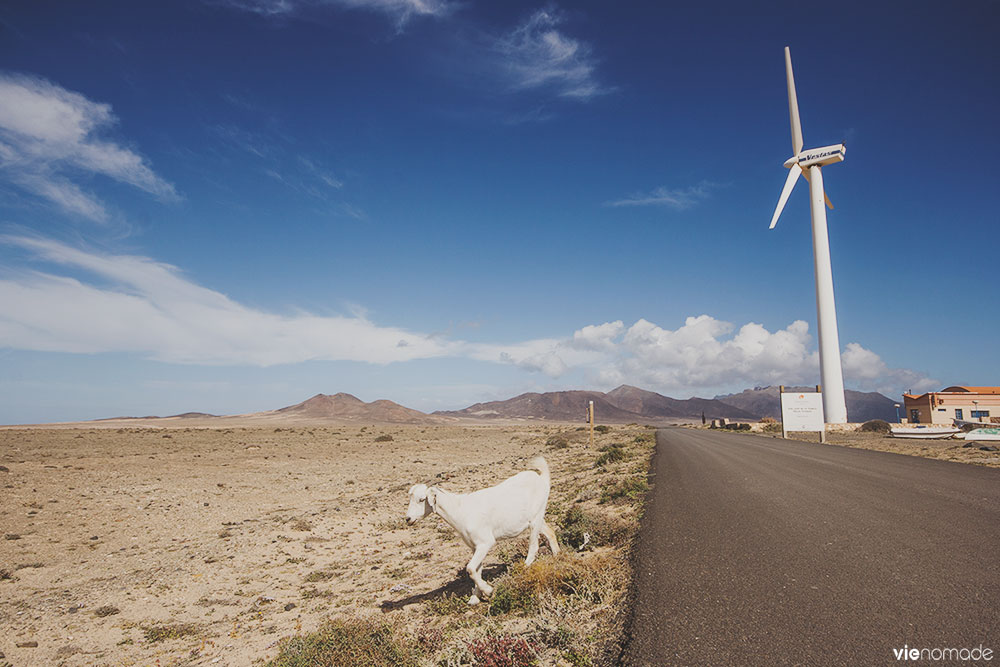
(405, 456), (559, 604)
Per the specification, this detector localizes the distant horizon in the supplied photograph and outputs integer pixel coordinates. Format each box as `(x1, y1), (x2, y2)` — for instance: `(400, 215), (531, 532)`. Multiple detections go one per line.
(1, 1), (995, 424)
(2, 383), (906, 426)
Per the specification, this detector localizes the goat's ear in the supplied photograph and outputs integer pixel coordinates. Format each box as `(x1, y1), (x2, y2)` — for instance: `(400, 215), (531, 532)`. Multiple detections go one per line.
(426, 487), (437, 508)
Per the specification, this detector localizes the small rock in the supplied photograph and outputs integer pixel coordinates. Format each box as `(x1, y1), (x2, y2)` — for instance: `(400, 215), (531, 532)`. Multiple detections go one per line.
(980, 445), (999, 452)
(89, 536), (98, 541)
(0, 465), (9, 472)
(16, 641), (38, 648)
(4, 534), (20, 540)
(284, 603), (296, 611)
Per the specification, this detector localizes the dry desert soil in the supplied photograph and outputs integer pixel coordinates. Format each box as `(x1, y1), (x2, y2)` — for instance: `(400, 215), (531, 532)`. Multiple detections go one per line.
(0, 422), (653, 666)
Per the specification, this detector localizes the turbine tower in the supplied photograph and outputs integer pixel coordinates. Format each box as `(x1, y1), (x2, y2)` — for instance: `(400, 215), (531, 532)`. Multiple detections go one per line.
(769, 46), (848, 424)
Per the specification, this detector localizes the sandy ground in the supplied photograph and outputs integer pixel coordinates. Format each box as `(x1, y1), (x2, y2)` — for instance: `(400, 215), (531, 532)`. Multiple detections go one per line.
(753, 427), (1000, 468)
(0, 422), (635, 666)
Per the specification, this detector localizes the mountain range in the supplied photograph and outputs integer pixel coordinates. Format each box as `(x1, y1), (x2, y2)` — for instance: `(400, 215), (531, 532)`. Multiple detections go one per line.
(714, 386), (899, 423)
(88, 386), (899, 426)
(434, 385), (760, 423)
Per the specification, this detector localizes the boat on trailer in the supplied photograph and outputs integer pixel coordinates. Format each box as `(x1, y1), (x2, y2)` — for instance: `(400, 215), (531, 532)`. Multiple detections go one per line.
(890, 425), (961, 439)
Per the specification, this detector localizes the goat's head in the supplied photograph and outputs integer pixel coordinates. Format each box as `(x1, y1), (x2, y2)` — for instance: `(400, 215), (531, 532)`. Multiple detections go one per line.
(405, 483), (436, 525)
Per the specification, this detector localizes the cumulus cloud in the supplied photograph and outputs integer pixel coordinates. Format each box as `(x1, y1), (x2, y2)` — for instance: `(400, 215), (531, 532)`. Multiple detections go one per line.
(607, 182), (716, 210)
(484, 316), (934, 400)
(0, 72), (177, 222)
(494, 9), (608, 100)
(0, 236), (934, 399)
(841, 342), (938, 395)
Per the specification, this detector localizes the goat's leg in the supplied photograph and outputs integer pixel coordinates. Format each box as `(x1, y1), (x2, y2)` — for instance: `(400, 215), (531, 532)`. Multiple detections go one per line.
(466, 542), (494, 601)
(525, 525), (541, 565)
(467, 549), (483, 605)
(541, 521), (560, 556)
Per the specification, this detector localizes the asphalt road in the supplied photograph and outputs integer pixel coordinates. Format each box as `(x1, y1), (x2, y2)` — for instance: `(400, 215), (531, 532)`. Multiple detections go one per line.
(620, 428), (999, 666)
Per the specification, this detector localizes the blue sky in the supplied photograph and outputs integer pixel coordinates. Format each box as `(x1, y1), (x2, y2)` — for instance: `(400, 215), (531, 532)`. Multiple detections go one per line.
(0, 0), (996, 423)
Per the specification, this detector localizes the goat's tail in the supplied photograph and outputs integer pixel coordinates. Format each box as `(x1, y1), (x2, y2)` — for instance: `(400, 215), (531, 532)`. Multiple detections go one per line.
(529, 456), (550, 491)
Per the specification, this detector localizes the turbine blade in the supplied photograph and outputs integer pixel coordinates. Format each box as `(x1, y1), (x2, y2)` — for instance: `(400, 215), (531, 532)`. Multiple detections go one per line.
(769, 167), (801, 229)
(800, 168), (834, 209)
(785, 47), (804, 155)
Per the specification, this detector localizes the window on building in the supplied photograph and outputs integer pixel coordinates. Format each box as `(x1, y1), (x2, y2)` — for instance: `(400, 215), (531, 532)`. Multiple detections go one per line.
(955, 409), (963, 420)
(972, 410), (991, 418)
(910, 409), (920, 424)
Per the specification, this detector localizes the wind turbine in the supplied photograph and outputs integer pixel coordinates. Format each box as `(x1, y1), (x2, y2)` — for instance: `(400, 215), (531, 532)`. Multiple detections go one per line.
(769, 46), (848, 424)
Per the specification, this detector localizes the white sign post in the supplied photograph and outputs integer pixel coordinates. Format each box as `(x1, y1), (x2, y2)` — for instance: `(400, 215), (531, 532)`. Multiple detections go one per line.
(780, 386), (826, 442)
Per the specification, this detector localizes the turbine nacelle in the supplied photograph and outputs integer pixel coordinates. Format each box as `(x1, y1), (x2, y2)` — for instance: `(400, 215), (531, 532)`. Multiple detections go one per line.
(783, 143), (846, 169)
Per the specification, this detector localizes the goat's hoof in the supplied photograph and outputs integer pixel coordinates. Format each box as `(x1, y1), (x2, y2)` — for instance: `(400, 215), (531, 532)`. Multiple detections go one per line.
(468, 595), (481, 606)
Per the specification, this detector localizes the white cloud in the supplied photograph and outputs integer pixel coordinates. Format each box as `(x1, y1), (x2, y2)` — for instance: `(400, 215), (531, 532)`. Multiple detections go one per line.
(0, 236), (455, 365)
(841, 342), (938, 395)
(0, 236), (934, 399)
(495, 9), (607, 100)
(0, 72), (177, 222)
(607, 182), (715, 210)
(218, 0), (451, 26)
(481, 316), (934, 400)
(569, 320), (624, 351)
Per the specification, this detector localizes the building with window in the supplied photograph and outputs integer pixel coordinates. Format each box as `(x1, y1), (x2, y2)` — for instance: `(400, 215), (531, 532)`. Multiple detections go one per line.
(902, 386), (1000, 425)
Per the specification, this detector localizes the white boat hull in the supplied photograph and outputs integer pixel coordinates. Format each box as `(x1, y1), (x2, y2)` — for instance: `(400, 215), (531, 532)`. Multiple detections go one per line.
(964, 428), (1000, 442)
(891, 427), (960, 439)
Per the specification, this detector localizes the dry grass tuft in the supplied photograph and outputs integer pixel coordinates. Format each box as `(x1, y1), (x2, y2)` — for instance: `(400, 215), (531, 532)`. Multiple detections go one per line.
(264, 617), (418, 667)
(490, 552), (623, 615)
(599, 477), (649, 504)
(142, 622), (200, 643)
(558, 506), (632, 551)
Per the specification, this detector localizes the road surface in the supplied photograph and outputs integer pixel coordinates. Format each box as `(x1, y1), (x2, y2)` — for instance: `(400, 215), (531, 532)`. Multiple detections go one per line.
(621, 428), (999, 665)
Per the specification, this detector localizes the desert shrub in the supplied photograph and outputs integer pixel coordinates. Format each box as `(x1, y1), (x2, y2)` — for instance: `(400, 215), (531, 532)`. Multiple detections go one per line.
(760, 416), (777, 424)
(490, 553), (621, 616)
(595, 445), (627, 467)
(593, 425), (611, 434)
(599, 477), (649, 505)
(423, 593), (471, 616)
(374, 435), (394, 442)
(489, 574), (537, 615)
(0, 568), (11, 580)
(546, 435), (569, 449)
(290, 519), (313, 532)
(264, 618), (418, 667)
(94, 605), (120, 617)
(300, 587), (334, 600)
(761, 421), (783, 434)
(143, 623), (199, 643)
(860, 419), (891, 433)
(558, 507), (630, 551)
(465, 634), (538, 667)
(724, 422), (751, 431)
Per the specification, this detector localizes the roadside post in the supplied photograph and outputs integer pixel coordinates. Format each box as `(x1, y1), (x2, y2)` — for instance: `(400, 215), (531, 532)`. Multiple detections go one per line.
(589, 400), (595, 448)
